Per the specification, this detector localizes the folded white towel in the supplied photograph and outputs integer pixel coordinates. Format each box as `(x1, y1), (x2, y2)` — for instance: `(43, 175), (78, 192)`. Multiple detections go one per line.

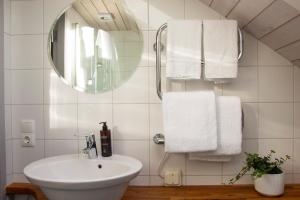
(203, 20), (238, 80)
(189, 96), (242, 160)
(162, 91), (218, 153)
(166, 20), (202, 80)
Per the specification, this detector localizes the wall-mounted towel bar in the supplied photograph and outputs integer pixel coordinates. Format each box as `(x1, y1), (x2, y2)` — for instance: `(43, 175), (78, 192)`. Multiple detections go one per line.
(153, 109), (244, 145)
(155, 23), (244, 100)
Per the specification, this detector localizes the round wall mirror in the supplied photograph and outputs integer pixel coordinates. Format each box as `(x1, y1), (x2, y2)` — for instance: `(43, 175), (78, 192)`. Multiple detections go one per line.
(49, 0), (143, 93)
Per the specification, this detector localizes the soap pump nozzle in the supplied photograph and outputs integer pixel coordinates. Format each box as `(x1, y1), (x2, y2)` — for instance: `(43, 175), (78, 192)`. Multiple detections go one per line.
(99, 122), (108, 131)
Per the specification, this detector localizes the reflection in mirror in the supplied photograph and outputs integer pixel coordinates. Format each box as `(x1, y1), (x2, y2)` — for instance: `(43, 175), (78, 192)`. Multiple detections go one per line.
(49, 0), (143, 93)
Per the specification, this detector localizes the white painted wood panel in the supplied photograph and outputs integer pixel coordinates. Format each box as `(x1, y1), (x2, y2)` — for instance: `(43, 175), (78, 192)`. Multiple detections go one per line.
(227, 0), (274, 27)
(261, 15), (300, 50)
(277, 40), (300, 61)
(245, 0), (299, 38)
(199, 0), (213, 6)
(210, 0), (239, 16)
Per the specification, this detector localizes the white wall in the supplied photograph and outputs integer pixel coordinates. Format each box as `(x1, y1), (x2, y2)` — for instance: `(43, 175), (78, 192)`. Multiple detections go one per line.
(4, 0), (300, 186)
(0, 0), (6, 198)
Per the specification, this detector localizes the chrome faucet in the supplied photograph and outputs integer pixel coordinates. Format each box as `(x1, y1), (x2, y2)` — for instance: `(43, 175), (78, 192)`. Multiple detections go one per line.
(82, 134), (98, 159)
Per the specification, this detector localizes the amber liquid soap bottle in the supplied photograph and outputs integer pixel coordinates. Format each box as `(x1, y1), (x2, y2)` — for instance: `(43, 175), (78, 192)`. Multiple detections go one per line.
(99, 122), (112, 157)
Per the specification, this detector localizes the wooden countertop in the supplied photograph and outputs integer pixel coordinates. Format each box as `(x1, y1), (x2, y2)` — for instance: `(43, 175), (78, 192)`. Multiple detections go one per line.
(6, 183), (300, 200)
(122, 185), (300, 200)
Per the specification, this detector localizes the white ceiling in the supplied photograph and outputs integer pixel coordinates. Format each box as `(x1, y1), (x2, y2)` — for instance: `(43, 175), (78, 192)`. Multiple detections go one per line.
(200, 0), (300, 66)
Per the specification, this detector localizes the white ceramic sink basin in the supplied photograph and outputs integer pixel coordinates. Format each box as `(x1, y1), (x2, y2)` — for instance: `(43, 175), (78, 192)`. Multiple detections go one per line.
(24, 154), (142, 200)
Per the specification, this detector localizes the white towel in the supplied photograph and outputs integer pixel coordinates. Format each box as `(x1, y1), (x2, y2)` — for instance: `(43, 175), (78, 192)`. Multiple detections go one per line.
(203, 20), (238, 80)
(162, 91), (218, 153)
(166, 20), (202, 80)
(189, 96), (242, 160)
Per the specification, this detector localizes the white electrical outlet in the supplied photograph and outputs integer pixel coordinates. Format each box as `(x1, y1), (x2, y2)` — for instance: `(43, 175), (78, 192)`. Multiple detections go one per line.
(22, 133), (36, 147)
(21, 120), (36, 147)
(164, 169), (182, 186)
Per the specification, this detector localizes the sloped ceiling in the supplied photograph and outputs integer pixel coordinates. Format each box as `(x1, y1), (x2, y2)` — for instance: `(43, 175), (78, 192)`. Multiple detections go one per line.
(200, 0), (300, 66)
(73, 0), (138, 31)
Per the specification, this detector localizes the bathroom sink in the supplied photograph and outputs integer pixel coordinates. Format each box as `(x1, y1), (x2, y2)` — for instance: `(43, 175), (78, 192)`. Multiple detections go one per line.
(24, 154), (142, 200)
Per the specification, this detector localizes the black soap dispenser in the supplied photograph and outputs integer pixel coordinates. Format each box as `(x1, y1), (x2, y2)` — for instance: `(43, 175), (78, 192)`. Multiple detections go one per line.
(99, 122), (112, 157)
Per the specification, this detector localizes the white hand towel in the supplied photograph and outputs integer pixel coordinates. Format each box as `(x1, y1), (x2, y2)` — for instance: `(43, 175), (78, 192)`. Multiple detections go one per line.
(203, 20), (238, 80)
(166, 20), (202, 80)
(189, 96), (242, 160)
(162, 91), (218, 153)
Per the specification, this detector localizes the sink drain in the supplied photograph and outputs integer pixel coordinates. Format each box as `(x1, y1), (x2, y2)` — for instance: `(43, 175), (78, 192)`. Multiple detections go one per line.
(98, 164), (102, 169)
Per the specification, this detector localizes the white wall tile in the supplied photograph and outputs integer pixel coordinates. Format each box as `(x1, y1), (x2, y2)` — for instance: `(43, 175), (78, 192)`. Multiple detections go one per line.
(186, 80), (216, 92)
(242, 103), (259, 139)
(185, 176), (222, 185)
(185, 0), (222, 20)
(78, 104), (112, 134)
(149, 104), (163, 138)
(11, 70), (43, 104)
(11, 35), (43, 68)
(294, 66), (300, 102)
(113, 140), (149, 175)
(149, 0), (184, 30)
(222, 175), (253, 185)
(150, 143), (186, 175)
(294, 139), (300, 173)
(6, 174), (13, 185)
(294, 103), (300, 138)
(44, 105), (77, 139)
(124, 0), (149, 30)
(12, 105), (44, 139)
(5, 105), (12, 140)
(4, 0), (11, 34)
(223, 139), (258, 175)
(45, 140), (78, 157)
(4, 69), (11, 104)
(43, 34), (52, 69)
(44, 0), (76, 34)
(258, 67), (293, 102)
(6, 140), (13, 175)
(113, 104), (149, 140)
(13, 139), (44, 173)
(223, 67), (258, 102)
(258, 139), (293, 173)
(295, 174), (300, 184)
(130, 176), (150, 186)
(11, 0), (43, 34)
(4, 34), (10, 68)
(78, 91), (112, 104)
(12, 174), (29, 183)
(258, 42), (292, 66)
(186, 160), (222, 176)
(150, 176), (164, 186)
(113, 68), (149, 103)
(259, 103), (293, 138)
(285, 174), (295, 184)
(44, 69), (78, 104)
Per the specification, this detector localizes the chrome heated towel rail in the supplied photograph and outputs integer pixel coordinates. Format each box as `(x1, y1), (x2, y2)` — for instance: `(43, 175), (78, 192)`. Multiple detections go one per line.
(153, 22), (244, 145)
(155, 23), (244, 100)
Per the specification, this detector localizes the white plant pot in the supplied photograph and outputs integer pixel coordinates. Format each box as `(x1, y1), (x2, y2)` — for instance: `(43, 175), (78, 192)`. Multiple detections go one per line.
(254, 173), (284, 197)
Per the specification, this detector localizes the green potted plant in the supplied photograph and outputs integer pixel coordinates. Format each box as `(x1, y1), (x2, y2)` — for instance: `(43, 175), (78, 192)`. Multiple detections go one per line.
(229, 150), (291, 196)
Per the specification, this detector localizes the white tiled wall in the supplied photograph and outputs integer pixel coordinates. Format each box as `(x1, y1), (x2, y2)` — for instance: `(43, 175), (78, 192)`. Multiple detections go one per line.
(4, 0), (300, 186)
